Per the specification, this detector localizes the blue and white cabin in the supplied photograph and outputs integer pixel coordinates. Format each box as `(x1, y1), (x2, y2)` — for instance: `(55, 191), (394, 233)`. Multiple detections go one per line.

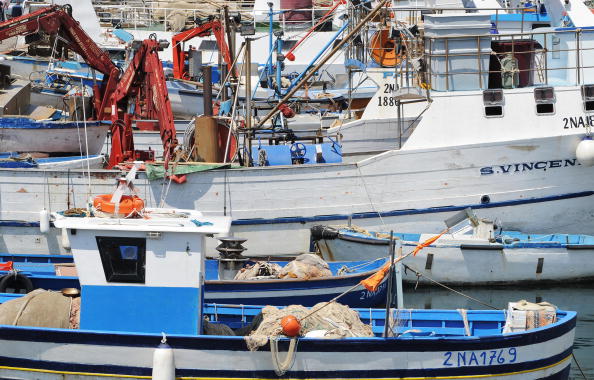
(53, 209), (231, 335)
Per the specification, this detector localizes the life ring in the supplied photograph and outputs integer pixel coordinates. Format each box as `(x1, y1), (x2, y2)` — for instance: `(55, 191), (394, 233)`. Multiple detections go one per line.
(0, 273), (34, 294)
(93, 194), (145, 216)
(369, 29), (404, 68)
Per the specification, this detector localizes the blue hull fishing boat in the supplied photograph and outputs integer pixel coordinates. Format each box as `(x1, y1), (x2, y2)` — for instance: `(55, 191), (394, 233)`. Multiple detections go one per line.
(0, 170), (576, 379)
(0, 304), (577, 379)
(0, 253), (388, 307)
(312, 209), (594, 285)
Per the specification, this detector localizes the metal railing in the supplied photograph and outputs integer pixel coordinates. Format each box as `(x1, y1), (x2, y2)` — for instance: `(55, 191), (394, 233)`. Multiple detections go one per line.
(350, 6), (594, 92)
(93, 3), (341, 32)
(422, 29), (594, 91)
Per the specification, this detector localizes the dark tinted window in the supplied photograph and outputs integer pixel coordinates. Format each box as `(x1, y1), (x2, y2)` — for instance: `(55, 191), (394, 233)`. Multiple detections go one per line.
(198, 40), (219, 51)
(96, 236), (146, 283)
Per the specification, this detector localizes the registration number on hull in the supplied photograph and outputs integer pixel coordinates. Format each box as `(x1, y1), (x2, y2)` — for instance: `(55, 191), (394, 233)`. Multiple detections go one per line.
(443, 348), (518, 367)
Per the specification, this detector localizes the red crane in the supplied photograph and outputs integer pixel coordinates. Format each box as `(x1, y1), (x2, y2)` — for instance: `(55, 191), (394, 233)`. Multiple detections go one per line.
(0, 4), (118, 120)
(172, 19), (234, 80)
(109, 35), (177, 169)
(0, 5), (177, 168)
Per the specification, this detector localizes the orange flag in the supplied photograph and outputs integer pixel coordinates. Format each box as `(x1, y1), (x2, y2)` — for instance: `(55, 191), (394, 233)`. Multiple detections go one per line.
(412, 230), (447, 256)
(360, 230), (448, 292)
(0, 261), (13, 271)
(360, 262), (391, 292)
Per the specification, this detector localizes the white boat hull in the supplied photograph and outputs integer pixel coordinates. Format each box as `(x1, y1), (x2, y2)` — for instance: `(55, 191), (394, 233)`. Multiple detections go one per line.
(1, 87), (594, 255)
(0, 123), (108, 155)
(316, 234), (594, 285)
(0, 308), (577, 380)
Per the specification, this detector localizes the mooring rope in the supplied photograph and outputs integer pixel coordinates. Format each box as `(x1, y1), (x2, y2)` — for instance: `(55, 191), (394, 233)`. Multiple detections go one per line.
(402, 264), (499, 310)
(572, 352), (589, 380)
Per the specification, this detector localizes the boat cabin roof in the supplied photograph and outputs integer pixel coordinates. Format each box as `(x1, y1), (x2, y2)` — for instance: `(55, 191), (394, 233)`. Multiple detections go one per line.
(53, 208), (231, 234)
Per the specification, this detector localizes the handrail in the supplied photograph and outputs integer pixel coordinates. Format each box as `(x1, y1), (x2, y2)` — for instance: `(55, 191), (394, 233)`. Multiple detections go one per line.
(94, 4), (342, 32)
(366, 27), (594, 92)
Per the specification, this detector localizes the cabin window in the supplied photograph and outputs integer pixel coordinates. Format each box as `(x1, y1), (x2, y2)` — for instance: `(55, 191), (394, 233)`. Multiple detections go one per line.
(96, 236), (146, 283)
(534, 87), (555, 115)
(582, 85), (594, 112)
(483, 89), (504, 118)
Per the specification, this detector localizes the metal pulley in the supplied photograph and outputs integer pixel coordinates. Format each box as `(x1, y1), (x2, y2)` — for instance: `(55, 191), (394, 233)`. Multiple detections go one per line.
(216, 237), (247, 259)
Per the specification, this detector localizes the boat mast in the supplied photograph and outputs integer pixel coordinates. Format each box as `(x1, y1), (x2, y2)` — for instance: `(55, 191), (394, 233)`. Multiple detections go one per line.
(255, 0), (391, 129)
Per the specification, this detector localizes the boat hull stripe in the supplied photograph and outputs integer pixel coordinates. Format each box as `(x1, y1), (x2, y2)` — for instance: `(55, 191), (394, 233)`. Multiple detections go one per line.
(0, 313), (576, 350)
(2, 191), (593, 228)
(0, 351), (572, 379)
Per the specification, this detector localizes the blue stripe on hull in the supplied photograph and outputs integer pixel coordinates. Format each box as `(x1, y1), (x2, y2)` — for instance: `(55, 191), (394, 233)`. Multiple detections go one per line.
(204, 286), (386, 308)
(0, 312), (576, 351)
(232, 191), (594, 225)
(2, 191), (593, 228)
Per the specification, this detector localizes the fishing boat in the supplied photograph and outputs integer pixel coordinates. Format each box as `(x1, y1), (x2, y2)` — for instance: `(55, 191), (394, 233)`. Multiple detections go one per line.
(0, 252), (389, 307)
(0, 153), (105, 169)
(0, 63), (108, 156)
(312, 209), (594, 285)
(0, 118), (108, 155)
(5, 0), (594, 259)
(0, 187), (576, 380)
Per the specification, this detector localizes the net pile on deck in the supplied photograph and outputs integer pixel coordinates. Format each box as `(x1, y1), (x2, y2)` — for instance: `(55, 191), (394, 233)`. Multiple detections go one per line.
(245, 302), (373, 351)
(0, 289), (80, 329)
(234, 253), (333, 280)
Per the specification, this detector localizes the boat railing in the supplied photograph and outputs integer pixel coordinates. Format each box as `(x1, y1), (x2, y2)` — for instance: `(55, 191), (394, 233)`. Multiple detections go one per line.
(422, 28), (594, 92)
(346, 5), (594, 93)
(94, 3), (340, 32)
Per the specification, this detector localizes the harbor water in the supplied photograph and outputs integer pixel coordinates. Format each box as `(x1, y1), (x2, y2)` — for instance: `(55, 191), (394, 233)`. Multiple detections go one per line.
(404, 284), (594, 380)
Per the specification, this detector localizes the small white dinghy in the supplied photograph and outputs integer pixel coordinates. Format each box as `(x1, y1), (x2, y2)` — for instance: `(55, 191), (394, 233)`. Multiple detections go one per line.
(312, 208), (594, 285)
(0, 170), (578, 379)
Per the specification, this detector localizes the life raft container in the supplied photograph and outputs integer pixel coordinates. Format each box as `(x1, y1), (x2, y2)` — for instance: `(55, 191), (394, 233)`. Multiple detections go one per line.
(369, 29), (403, 68)
(93, 194), (145, 216)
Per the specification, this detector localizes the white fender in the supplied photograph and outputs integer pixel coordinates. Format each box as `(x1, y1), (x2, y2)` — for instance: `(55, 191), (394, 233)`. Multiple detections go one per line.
(152, 336), (175, 380)
(39, 209), (50, 234)
(576, 136), (594, 167)
(61, 228), (71, 251)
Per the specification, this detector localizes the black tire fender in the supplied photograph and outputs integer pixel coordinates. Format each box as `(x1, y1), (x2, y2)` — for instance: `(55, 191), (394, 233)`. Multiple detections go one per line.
(0, 273), (34, 294)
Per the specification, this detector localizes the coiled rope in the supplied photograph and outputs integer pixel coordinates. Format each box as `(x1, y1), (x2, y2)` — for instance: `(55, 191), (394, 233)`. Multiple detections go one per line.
(270, 336), (298, 376)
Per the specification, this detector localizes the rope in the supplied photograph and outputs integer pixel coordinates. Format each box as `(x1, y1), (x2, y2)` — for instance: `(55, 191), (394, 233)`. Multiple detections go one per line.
(301, 251), (415, 322)
(572, 352), (589, 380)
(356, 165), (386, 227)
(336, 256), (388, 275)
(457, 309), (471, 336)
(270, 336), (298, 376)
(403, 264), (499, 310)
(79, 78), (92, 213)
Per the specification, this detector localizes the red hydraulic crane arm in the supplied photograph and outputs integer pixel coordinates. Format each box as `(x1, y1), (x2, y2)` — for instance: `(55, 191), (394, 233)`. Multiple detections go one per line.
(0, 5), (119, 119)
(172, 20), (235, 79)
(109, 38), (177, 169)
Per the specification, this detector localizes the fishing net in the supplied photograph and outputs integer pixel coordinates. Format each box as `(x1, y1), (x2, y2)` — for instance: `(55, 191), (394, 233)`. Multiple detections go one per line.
(277, 253), (332, 280)
(245, 302), (373, 351)
(0, 289), (80, 329)
(234, 262), (282, 280)
(234, 254), (332, 281)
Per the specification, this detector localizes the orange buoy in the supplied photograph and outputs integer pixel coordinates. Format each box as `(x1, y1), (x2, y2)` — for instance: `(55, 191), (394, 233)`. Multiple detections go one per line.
(369, 29), (403, 68)
(280, 315), (301, 337)
(93, 194), (145, 216)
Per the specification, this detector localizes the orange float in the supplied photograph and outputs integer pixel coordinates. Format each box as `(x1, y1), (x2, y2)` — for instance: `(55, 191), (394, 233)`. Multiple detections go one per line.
(280, 315), (302, 337)
(369, 29), (403, 68)
(93, 194), (145, 217)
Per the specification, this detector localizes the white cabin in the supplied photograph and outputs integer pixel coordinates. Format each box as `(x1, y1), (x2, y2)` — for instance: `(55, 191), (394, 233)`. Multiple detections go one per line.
(53, 208), (230, 335)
